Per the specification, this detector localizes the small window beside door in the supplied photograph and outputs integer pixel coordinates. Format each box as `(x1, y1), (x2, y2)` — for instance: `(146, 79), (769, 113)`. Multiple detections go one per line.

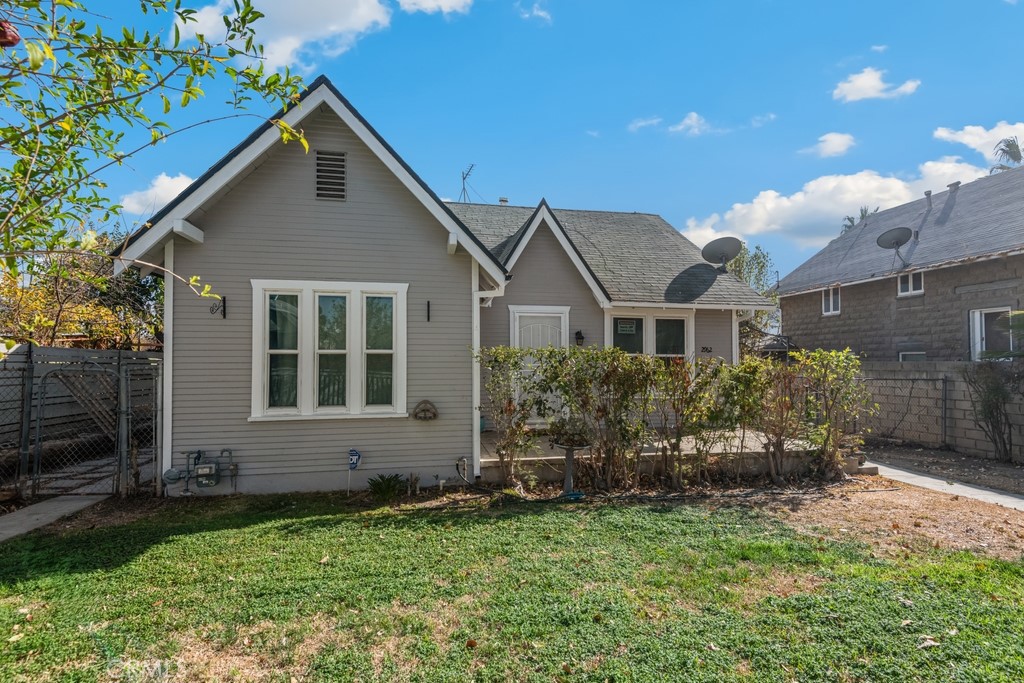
(612, 317), (644, 353)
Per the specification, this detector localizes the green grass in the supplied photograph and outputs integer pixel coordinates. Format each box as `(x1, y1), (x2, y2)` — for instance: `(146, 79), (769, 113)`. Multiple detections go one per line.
(1, 494), (1022, 682)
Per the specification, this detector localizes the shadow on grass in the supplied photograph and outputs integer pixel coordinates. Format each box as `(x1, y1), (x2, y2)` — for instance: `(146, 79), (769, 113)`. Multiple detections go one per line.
(0, 489), (817, 588)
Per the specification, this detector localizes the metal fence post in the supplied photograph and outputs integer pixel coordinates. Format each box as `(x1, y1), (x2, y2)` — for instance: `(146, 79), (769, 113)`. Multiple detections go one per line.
(941, 375), (948, 447)
(117, 351), (129, 497)
(16, 342), (34, 495)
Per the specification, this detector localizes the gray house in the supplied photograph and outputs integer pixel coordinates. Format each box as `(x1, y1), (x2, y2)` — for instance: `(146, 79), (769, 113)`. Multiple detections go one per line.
(116, 75), (770, 494)
(777, 167), (1024, 361)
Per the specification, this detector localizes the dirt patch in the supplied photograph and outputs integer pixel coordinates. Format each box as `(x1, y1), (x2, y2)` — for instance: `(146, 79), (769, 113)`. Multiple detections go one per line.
(106, 614), (343, 682)
(740, 477), (1024, 561)
(864, 444), (1024, 495)
(738, 569), (829, 606)
(42, 495), (178, 533)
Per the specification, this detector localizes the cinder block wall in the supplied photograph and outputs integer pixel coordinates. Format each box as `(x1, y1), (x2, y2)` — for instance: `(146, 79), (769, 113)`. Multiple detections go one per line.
(781, 255), (1024, 361)
(859, 361), (1024, 463)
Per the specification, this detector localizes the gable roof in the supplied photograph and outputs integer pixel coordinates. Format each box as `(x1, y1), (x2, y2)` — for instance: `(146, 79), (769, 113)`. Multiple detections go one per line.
(114, 75), (507, 283)
(777, 166), (1024, 296)
(446, 201), (772, 308)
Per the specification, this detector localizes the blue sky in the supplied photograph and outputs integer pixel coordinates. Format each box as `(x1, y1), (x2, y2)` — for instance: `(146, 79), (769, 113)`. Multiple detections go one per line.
(104, 0), (1024, 278)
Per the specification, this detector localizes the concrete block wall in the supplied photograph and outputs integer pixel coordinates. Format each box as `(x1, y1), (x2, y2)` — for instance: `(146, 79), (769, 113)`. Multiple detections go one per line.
(859, 361), (1024, 463)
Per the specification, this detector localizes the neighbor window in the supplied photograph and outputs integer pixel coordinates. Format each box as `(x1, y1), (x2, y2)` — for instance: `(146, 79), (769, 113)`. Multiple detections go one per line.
(899, 352), (926, 362)
(898, 272), (923, 296)
(822, 286), (841, 315)
(970, 307), (1014, 360)
(251, 280), (407, 419)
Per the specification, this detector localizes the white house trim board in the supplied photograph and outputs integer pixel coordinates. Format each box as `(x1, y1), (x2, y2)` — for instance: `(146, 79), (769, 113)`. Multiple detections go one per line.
(249, 279), (409, 420)
(171, 219), (204, 244)
(504, 205), (611, 308)
(161, 240), (174, 483)
(116, 79), (507, 285)
(508, 305), (571, 348)
(607, 301), (777, 311)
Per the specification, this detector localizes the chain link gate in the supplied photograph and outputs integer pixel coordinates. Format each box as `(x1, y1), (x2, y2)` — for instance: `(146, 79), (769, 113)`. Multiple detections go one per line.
(0, 346), (161, 499)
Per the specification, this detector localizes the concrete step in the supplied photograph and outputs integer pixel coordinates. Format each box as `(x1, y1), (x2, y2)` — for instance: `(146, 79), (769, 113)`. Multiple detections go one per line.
(856, 465), (879, 475)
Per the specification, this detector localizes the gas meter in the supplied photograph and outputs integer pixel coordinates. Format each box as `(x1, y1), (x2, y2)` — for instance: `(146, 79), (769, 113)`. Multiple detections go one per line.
(195, 462), (220, 487)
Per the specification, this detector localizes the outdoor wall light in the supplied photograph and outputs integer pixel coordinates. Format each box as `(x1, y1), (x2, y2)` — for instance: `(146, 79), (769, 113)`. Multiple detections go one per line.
(575, 330), (585, 346)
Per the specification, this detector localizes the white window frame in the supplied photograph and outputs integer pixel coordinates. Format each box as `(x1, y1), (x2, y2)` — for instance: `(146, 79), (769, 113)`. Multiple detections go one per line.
(508, 305), (570, 348)
(250, 279), (408, 420)
(897, 272), (924, 297)
(899, 352), (926, 362)
(970, 307), (1014, 361)
(603, 310), (696, 359)
(822, 286), (841, 316)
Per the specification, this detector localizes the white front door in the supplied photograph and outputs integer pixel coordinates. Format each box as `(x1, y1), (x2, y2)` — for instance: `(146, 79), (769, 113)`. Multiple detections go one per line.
(509, 306), (570, 350)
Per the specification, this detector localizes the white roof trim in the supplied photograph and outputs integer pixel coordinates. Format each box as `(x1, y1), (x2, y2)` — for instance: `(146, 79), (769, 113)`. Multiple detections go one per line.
(778, 246), (1024, 299)
(504, 204), (611, 307)
(117, 81), (506, 284)
(609, 301), (777, 311)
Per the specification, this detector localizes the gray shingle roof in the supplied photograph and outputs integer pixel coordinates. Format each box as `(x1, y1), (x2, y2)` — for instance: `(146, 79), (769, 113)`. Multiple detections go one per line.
(446, 201), (771, 307)
(777, 166), (1024, 296)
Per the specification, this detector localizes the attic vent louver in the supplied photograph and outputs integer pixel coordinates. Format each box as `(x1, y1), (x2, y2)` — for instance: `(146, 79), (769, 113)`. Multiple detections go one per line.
(316, 151), (347, 201)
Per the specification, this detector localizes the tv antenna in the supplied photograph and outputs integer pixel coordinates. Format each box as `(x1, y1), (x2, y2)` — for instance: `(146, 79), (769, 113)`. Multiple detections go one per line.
(458, 164), (475, 203)
(701, 236), (743, 272)
(875, 226), (912, 267)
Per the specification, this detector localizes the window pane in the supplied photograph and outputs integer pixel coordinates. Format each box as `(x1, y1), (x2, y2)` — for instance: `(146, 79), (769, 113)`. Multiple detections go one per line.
(899, 276), (908, 294)
(318, 295), (347, 350)
(913, 272), (923, 290)
(655, 319), (685, 355)
(984, 311), (1012, 354)
(613, 317), (644, 353)
(317, 354), (347, 407)
(268, 354), (298, 407)
(366, 354), (393, 406)
(832, 289), (840, 311)
(366, 296), (394, 350)
(269, 294), (299, 350)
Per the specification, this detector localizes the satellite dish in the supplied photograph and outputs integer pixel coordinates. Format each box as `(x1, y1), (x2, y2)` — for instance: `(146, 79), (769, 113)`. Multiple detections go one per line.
(701, 236), (743, 271)
(876, 226), (912, 267)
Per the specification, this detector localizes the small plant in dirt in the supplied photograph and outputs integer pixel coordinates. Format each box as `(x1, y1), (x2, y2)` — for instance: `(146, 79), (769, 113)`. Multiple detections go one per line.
(475, 346), (538, 486)
(367, 473), (405, 503)
(751, 359), (809, 486)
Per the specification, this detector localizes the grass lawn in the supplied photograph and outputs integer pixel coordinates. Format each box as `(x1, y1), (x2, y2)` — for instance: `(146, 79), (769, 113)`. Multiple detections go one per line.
(1, 493), (1022, 682)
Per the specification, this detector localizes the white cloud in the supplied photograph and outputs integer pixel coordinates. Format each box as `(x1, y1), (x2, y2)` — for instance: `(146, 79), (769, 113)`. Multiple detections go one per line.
(832, 67), (920, 102)
(684, 156), (986, 249)
(516, 2), (551, 22)
(627, 116), (662, 132)
(399, 0), (472, 14)
(870, 44), (888, 52)
(802, 132), (856, 158)
(182, 0), (471, 71)
(669, 112), (713, 136)
(120, 173), (194, 215)
(585, 130), (600, 138)
(750, 112), (777, 128)
(933, 121), (1024, 163)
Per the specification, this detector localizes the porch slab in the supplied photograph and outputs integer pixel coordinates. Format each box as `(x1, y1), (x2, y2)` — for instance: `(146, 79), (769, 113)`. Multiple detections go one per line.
(0, 494), (109, 544)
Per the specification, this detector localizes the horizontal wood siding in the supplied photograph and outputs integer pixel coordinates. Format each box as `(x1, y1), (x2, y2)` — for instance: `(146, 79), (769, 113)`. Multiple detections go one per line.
(694, 309), (733, 361)
(170, 106), (473, 493)
(481, 222), (605, 348)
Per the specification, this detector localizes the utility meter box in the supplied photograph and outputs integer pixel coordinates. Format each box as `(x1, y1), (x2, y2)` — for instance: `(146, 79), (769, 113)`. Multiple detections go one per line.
(195, 462), (219, 487)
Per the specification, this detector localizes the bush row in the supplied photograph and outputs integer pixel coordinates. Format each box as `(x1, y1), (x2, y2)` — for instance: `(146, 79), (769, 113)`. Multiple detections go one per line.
(475, 346), (874, 490)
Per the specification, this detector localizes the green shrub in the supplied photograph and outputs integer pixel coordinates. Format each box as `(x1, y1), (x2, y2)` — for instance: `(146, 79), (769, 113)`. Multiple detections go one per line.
(367, 473), (405, 503)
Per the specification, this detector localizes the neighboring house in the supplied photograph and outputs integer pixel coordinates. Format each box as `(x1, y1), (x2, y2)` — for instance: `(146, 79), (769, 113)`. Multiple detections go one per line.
(116, 75), (771, 494)
(777, 167), (1024, 362)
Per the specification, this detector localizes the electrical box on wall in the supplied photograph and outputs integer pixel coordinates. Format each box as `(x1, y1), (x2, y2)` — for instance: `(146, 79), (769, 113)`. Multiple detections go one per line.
(195, 462), (219, 487)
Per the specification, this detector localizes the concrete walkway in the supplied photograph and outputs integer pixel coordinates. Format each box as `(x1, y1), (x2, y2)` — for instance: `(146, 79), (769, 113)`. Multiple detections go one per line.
(0, 495), (108, 544)
(869, 462), (1024, 512)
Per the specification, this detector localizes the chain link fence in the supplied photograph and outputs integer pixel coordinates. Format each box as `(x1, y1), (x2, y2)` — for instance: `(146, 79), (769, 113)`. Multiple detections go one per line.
(0, 345), (161, 498)
(856, 376), (947, 448)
